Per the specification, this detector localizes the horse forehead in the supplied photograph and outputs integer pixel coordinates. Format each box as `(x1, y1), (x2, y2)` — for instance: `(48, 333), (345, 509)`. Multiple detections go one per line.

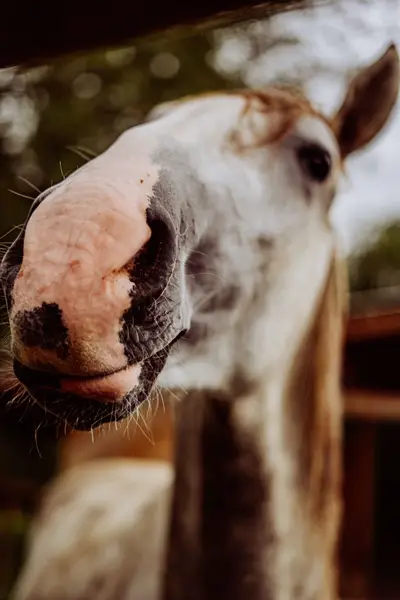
(167, 92), (338, 155)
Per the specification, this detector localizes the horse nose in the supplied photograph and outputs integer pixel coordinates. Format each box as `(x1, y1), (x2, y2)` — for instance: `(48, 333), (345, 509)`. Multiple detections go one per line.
(7, 200), (179, 378)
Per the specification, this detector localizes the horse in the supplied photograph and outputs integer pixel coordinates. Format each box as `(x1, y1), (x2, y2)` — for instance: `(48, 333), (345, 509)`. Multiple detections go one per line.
(2, 43), (399, 600)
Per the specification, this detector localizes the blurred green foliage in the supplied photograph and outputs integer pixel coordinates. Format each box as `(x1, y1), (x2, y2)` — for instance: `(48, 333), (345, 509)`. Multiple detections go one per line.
(0, 29), (240, 245)
(349, 222), (400, 293)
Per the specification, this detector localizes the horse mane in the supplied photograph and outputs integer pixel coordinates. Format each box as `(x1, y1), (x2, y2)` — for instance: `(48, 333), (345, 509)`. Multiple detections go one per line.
(234, 85), (336, 149)
(147, 85), (328, 127)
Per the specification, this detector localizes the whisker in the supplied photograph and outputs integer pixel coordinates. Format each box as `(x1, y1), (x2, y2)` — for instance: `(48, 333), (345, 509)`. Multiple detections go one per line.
(135, 413), (155, 445)
(164, 386), (184, 404)
(0, 223), (24, 241)
(66, 145), (97, 162)
(17, 176), (41, 194)
(7, 189), (36, 201)
(34, 423), (43, 458)
(73, 144), (97, 158)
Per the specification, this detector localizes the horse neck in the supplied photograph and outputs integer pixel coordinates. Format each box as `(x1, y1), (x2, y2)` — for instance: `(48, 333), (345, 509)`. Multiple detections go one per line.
(162, 255), (347, 600)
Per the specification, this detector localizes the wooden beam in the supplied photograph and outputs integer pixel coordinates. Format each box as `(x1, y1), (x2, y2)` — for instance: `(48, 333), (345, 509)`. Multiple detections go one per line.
(345, 389), (400, 422)
(0, 0), (310, 69)
(347, 310), (400, 342)
(340, 421), (377, 599)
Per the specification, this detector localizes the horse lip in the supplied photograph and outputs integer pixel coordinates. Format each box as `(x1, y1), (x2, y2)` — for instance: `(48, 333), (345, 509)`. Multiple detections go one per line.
(59, 363), (142, 402)
(13, 359), (128, 386)
(13, 359), (62, 389)
(60, 364), (130, 382)
(12, 328), (186, 403)
(12, 359), (141, 398)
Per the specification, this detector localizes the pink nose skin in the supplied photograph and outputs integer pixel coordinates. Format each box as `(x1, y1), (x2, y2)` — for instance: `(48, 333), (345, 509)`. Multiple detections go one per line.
(10, 150), (160, 377)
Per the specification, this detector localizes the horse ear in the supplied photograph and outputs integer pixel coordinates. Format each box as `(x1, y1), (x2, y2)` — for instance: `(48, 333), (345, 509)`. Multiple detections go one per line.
(332, 44), (399, 159)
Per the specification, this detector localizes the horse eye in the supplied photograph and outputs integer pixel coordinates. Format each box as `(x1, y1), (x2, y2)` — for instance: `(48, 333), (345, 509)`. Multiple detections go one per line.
(297, 143), (332, 183)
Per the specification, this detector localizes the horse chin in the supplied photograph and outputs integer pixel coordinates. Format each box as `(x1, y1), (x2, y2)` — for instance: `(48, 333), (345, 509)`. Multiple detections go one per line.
(28, 388), (140, 431)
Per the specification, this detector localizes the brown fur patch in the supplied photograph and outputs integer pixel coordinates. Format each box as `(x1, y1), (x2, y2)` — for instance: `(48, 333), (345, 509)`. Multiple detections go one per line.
(162, 392), (204, 600)
(201, 394), (272, 600)
(162, 390), (273, 600)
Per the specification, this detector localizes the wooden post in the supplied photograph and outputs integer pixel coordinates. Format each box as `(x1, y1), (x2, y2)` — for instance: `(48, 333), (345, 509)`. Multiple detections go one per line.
(340, 419), (377, 599)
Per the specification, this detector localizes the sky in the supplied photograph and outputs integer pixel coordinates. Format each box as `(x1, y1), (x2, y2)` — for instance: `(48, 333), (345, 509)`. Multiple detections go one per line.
(212, 0), (400, 256)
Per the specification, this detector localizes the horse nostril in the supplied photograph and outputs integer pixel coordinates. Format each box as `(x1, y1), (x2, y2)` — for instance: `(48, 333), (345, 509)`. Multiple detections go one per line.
(130, 211), (177, 300)
(118, 210), (181, 355)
